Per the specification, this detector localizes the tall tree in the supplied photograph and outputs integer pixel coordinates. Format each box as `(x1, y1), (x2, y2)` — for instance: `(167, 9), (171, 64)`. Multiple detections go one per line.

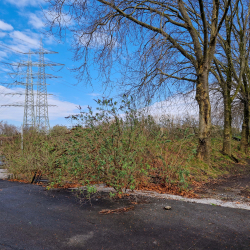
(46, 0), (231, 164)
(210, 0), (242, 156)
(240, 67), (250, 153)
(211, 0), (250, 155)
(234, 0), (250, 153)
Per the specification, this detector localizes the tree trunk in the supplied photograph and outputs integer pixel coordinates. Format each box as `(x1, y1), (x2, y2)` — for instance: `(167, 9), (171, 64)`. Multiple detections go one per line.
(240, 99), (249, 153)
(195, 70), (212, 164)
(222, 87), (232, 156)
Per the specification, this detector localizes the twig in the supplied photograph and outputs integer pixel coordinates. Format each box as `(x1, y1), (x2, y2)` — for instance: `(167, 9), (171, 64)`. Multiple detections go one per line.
(99, 206), (135, 214)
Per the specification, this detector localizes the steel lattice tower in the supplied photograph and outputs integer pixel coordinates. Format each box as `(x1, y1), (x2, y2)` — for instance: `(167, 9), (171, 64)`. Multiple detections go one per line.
(0, 40), (63, 133)
(23, 52), (35, 129)
(36, 40), (50, 133)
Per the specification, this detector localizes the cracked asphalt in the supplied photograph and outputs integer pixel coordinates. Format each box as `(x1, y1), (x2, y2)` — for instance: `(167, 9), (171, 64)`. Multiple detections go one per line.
(0, 180), (250, 250)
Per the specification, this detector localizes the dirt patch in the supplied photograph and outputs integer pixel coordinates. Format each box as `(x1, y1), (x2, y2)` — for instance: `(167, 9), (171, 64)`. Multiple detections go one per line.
(193, 174), (250, 203)
(240, 188), (250, 197)
(137, 183), (198, 198)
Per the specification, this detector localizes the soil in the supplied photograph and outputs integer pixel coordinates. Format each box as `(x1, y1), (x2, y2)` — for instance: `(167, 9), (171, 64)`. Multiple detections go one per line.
(194, 174), (250, 204)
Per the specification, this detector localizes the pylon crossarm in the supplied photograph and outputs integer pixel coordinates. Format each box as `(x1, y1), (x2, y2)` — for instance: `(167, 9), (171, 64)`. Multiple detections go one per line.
(0, 82), (50, 85)
(3, 93), (54, 96)
(1, 39), (60, 132)
(7, 62), (64, 67)
(1, 104), (57, 107)
(8, 72), (62, 78)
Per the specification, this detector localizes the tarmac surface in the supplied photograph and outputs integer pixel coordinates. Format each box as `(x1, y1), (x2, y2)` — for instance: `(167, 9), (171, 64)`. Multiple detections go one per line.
(0, 180), (250, 250)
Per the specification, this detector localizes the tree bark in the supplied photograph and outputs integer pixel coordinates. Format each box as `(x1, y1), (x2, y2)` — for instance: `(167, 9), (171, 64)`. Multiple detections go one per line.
(240, 99), (249, 153)
(222, 88), (232, 155)
(196, 68), (211, 164)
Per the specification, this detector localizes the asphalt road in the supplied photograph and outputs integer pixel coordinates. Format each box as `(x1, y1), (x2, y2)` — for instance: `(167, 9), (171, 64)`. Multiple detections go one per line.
(0, 180), (249, 250)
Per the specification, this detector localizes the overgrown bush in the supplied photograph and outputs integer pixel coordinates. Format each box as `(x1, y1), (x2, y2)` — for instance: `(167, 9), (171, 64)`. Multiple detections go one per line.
(158, 115), (198, 140)
(49, 125), (69, 136)
(2, 97), (245, 194)
(54, 97), (164, 192)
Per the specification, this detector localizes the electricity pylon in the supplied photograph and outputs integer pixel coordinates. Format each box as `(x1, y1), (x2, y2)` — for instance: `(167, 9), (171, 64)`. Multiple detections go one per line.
(23, 51), (35, 129)
(1, 51), (36, 130)
(1, 40), (63, 133)
(36, 40), (52, 133)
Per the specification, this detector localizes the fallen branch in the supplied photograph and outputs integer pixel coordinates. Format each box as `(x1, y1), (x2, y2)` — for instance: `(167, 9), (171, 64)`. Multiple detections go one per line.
(99, 206), (135, 214)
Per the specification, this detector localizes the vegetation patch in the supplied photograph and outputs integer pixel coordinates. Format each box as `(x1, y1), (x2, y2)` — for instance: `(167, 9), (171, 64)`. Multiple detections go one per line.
(1, 97), (250, 197)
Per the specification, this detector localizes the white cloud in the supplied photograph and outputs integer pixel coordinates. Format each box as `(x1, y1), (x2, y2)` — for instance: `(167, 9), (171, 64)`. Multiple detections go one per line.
(0, 28), (57, 65)
(3, 32), (54, 56)
(0, 31), (7, 38)
(4, 0), (45, 7)
(44, 35), (56, 45)
(45, 10), (74, 27)
(9, 31), (40, 49)
(3, 30), (44, 54)
(28, 13), (44, 29)
(0, 51), (8, 60)
(0, 65), (10, 73)
(0, 86), (82, 126)
(21, 10), (72, 30)
(48, 97), (84, 121)
(0, 85), (199, 128)
(88, 93), (101, 97)
(77, 32), (118, 48)
(145, 94), (198, 121)
(0, 20), (13, 31)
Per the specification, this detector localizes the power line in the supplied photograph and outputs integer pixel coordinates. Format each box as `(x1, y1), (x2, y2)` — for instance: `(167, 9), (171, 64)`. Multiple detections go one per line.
(0, 42), (57, 57)
(0, 42), (25, 54)
(0, 40), (63, 132)
(1, 60), (64, 67)
(0, 33), (58, 55)
(0, 51), (35, 128)
(53, 78), (84, 92)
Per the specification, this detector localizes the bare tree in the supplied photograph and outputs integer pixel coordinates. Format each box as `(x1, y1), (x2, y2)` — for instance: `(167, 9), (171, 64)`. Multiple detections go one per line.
(235, 1), (250, 153)
(240, 65), (250, 152)
(0, 121), (19, 136)
(209, 0), (250, 156)
(46, 0), (231, 164)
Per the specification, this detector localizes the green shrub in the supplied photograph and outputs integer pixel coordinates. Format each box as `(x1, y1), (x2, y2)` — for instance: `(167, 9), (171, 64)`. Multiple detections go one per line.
(3, 96), (244, 194)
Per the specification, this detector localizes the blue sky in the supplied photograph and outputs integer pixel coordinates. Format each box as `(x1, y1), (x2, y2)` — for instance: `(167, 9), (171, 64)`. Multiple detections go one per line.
(0, 0), (198, 129)
(0, 0), (114, 128)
